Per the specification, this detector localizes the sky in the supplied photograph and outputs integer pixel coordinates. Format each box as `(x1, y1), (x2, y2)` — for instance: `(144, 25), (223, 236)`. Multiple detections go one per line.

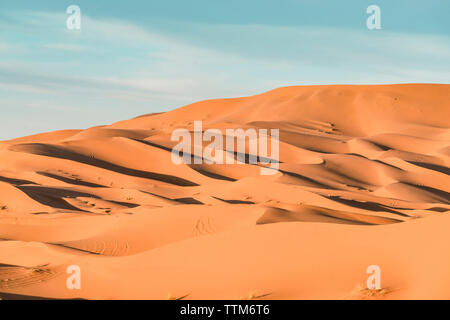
(0, 0), (449, 140)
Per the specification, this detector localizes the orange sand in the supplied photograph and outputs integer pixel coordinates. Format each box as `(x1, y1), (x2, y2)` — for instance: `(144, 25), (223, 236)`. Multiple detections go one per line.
(0, 84), (449, 299)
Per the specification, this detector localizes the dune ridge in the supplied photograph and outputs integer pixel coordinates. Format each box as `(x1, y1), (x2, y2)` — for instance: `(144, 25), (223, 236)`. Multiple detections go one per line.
(0, 84), (449, 299)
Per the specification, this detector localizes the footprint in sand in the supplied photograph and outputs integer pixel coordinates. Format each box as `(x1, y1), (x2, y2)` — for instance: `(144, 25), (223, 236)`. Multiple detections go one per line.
(344, 283), (397, 300)
(0, 264), (63, 290)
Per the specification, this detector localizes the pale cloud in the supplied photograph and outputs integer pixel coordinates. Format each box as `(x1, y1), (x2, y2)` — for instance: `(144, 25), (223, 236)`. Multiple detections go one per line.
(43, 43), (87, 51)
(0, 43), (10, 51)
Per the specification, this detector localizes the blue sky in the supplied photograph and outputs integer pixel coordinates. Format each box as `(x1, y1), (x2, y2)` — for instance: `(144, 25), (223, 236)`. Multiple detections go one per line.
(0, 0), (449, 139)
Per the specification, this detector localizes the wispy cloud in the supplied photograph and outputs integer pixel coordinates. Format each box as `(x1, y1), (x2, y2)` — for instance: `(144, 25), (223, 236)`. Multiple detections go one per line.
(43, 43), (87, 51)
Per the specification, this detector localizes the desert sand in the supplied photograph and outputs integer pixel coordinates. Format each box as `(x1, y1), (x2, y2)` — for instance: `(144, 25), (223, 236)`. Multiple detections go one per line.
(0, 84), (449, 299)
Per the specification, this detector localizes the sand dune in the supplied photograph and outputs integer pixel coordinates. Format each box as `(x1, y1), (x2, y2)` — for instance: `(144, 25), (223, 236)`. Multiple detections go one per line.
(0, 84), (449, 299)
